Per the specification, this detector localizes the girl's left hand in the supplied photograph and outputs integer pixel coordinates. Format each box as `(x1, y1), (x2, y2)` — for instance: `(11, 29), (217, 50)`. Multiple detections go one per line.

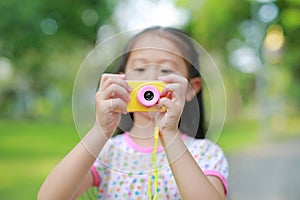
(156, 74), (188, 135)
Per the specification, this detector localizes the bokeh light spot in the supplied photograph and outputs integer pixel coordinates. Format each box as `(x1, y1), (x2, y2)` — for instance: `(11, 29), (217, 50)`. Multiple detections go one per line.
(41, 18), (58, 35)
(82, 9), (98, 26)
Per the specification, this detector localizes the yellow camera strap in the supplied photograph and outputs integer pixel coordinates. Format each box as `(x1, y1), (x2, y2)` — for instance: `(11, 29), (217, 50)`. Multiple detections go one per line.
(148, 126), (159, 200)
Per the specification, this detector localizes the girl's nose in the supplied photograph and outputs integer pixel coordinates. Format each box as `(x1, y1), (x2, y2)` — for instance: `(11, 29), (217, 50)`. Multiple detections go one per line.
(146, 65), (159, 80)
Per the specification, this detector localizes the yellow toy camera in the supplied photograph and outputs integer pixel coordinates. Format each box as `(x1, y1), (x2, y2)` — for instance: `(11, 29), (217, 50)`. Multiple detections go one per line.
(126, 81), (166, 112)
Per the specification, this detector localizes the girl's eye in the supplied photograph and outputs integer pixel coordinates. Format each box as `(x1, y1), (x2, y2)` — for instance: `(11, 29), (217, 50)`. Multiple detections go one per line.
(134, 68), (145, 72)
(161, 69), (173, 74)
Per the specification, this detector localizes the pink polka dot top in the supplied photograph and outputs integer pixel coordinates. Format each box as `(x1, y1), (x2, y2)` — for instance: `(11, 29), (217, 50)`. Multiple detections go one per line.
(91, 133), (229, 199)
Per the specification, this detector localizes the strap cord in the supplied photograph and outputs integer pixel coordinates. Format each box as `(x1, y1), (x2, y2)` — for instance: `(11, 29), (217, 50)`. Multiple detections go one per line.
(147, 126), (159, 200)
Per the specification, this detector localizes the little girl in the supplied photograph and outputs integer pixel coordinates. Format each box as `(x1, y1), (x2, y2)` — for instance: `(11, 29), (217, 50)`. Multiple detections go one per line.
(38, 27), (229, 200)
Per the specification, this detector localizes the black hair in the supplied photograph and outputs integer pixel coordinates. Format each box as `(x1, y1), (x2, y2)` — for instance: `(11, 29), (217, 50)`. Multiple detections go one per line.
(116, 26), (206, 139)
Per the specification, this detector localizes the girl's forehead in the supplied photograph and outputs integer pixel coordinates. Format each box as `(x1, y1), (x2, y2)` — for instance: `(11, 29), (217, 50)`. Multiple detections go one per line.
(130, 34), (183, 56)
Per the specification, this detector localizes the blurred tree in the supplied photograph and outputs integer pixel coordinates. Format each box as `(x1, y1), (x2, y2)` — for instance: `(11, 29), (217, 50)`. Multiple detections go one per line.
(0, 0), (116, 119)
(176, 0), (300, 118)
(279, 0), (300, 105)
(1, 0), (299, 121)
(176, 0), (254, 118)
(178, 0), (250, 49)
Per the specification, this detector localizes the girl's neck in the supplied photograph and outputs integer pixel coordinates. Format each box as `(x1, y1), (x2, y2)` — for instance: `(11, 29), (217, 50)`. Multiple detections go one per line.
(127, 112), (158, 147)
(129, 121), (156, 138)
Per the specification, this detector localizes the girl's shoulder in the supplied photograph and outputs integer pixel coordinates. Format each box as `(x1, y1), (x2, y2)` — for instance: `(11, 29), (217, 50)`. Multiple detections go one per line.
(184, 135), (229, 178)
(104, 133), (129, 151)
(183, 135), (225, 155)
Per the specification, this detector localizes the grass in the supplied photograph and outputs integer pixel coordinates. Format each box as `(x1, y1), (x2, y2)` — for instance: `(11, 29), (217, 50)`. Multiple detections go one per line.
(218, 119), (260, 154)
(0, 118), (271, 199)
(0, 119), (80, 200)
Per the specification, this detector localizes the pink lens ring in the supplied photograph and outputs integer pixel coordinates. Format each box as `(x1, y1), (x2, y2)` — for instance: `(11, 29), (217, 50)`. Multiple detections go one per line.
(137, 85), (160, 107)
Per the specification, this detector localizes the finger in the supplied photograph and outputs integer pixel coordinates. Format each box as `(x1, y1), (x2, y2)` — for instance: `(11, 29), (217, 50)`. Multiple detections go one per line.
(160, 83), (186, 105)
(102, 98), (128, 114)
(100, 74), (131, 92)
(161, 83), (179, 95)
(102, 84), (130, 102)
(158, 97), (181, 113)
(159, 75), (188, 97)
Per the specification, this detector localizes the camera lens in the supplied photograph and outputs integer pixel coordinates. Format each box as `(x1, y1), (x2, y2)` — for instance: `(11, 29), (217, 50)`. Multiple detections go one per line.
(144, 91), (154, 101)
(137, 85), (160, 107)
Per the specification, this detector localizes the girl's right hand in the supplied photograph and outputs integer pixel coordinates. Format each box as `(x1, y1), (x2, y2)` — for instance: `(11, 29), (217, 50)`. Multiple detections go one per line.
(95, 74), (131, 137)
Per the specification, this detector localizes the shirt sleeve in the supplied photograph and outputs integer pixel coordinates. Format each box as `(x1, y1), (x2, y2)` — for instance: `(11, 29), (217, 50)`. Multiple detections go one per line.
(90, 144), (109, 188)
(192, 139), (229, 195)
(90, 137), (115, 188)
(90, 165), (100, 187)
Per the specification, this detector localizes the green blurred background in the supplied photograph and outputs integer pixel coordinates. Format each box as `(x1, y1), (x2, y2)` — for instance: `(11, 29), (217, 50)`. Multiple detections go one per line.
(1, 0), (300, 199)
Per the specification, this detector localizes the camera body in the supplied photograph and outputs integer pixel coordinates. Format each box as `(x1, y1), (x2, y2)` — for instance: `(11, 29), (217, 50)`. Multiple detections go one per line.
(126, 80), (166, 112)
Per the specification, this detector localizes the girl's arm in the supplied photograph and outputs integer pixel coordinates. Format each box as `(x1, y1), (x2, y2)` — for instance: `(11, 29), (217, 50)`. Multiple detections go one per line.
(160, 133), (226, 200)
(157, 74), (226, 200)
(38, 74), (131, 200)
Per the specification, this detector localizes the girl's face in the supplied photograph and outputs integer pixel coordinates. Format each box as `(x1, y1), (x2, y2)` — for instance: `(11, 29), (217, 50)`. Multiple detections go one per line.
(124, 34), (188, 80)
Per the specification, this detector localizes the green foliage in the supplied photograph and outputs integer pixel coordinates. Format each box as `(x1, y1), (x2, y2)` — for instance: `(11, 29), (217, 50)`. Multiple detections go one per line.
(177, 0), (300, 115)
(183, 0), (250, 48)
(0, 0), (116, 119)
(2, 0), (299, 121)
(279, 1), (300, 103)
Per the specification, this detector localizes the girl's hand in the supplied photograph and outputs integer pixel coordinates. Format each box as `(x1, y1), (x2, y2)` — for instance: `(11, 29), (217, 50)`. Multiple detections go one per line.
(156, 74), (188, 135)
(95, 74), (131, 137)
